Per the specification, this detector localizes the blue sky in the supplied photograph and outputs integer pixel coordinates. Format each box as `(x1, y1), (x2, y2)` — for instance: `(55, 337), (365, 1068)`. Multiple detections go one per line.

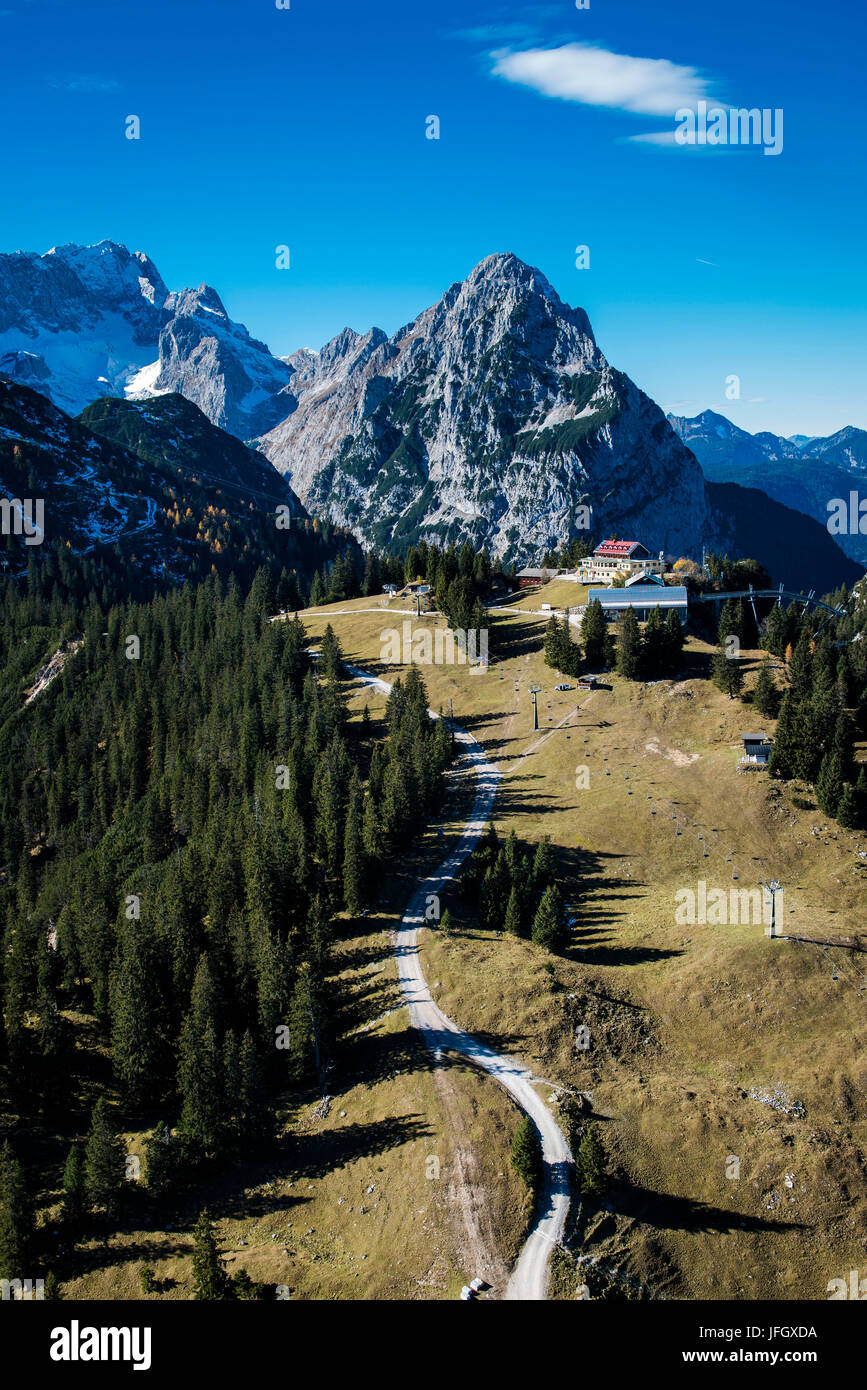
(1, 0), (864, 435)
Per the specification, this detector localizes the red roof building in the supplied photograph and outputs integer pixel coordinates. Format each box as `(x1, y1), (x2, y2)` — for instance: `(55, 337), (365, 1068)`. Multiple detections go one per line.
(574, 539), (663, 584)
(593, 540), (650, 560)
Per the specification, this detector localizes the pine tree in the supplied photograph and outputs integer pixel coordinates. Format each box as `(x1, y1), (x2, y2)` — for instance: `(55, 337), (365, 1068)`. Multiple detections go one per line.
(510, 1116), (542, 1191)
(309, 570), (326, 607)
(615, 608), (642, 680)
(191, 1209), (233, 1300)
(816, 750), (844, 817)
(532, 883), (568, 952)
(62, 1143), (87, 1224)
(581, 598), (613, 671)
(144, 1123), (176, 1196)
(504, 886), (522, 936)
(111, 922), (169, 1107)
(575, 1122), (608, 1198)
(717, 598), (743, 647)
(531, 835), (554, 891)
(178, 1013), (223, 1156)
(439, 908), (453, 936)
(238, 1030), (268, 1138)
(342, 774), (365, 913)
(836, 782), (860, 829)
(753, 657), (779, 718)
(712, 646), (744, 700)
(84, 1098), (125, 1214)
(0, 1141), (32, 1279)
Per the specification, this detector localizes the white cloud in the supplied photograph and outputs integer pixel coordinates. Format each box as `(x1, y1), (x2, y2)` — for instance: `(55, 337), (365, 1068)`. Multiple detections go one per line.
(492, 42), (713, 118)
(627, 130), (683, 146)
(57, 75), (121, 94)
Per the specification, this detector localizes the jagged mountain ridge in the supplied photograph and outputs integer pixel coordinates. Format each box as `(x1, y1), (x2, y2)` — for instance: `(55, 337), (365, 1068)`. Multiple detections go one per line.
(0, 240), (291, 439)
(0, 241), (860, 586)
(259, 253), (713, 561)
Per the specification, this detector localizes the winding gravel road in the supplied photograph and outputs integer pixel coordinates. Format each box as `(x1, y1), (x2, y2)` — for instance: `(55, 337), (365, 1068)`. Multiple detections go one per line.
(346, 664), (573, 1300)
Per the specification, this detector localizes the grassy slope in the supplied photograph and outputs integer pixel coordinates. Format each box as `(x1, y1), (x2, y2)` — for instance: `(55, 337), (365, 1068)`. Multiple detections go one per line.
(300, 596), (867, 1301)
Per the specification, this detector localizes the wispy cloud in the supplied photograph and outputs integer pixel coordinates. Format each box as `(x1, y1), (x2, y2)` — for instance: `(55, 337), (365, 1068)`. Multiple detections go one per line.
(491, 42), (714, 118)
(53, 75), (120, 94)
(627, 130), (682, 147)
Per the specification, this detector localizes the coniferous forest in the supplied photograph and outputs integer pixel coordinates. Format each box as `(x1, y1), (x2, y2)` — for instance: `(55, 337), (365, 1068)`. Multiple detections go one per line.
(0, 551), (454, 1290)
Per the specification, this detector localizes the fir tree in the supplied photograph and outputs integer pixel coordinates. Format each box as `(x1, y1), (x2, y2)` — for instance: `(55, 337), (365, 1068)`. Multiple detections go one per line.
(288, 962), (324, 1083)
(581, 598), (614, 671)
(510, 1116), (542, 1191)
(531, 835), (554, 891)
(575, 1122), (608, 1198)
(84, 1098), (125, 1214)
(111, 922), (169, 1107)
(238, 1030), (268, 1138)
(615, 608), (642, 680)
(504, 886), (522, 936)
(191, 1209), (233, 1300)
(717, 598), (744, 647)
(342, 774), (365, 913)
(144, 1123), (176, 1196)
(641, 605), (667, 679)
(178, 1013), (223, 1155)
(532, 883), (569, 952)
(0, 1141), (32, 1279)
(837, 782), (860, 829)
(712, 647), (744, 700)
(61, 1143), (87, 1224)
(309, 570), (326, 607)
(663, 608), (685, 672)
(816, 750), (844, 817)
(753, 657), (780, 718)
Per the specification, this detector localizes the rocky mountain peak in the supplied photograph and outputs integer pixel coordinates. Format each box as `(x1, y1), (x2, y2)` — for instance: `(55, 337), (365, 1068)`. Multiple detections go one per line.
(258, 253), (703, 559)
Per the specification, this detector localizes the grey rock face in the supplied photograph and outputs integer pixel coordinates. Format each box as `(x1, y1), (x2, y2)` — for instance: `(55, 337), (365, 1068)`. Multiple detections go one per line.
(258, 252), (712, 561)
(151, 283), (292, 439)
(0, 241), (291, 439)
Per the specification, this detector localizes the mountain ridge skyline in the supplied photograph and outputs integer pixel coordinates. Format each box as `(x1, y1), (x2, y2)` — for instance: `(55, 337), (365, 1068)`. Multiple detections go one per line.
(1, 238), (862, 445)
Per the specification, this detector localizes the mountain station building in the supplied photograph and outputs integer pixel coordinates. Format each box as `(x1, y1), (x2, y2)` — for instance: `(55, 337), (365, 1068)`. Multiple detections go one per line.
(576, 540), (664, 584)
(587, 584), (689, 622)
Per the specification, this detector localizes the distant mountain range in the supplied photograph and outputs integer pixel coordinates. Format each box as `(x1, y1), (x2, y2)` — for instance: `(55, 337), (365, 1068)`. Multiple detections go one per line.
(0, 240), (861, 592)
(668, 409), (867, 566)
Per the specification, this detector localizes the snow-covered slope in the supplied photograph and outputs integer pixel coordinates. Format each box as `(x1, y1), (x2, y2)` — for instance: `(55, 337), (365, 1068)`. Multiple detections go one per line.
(0, 240), (292, 439)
